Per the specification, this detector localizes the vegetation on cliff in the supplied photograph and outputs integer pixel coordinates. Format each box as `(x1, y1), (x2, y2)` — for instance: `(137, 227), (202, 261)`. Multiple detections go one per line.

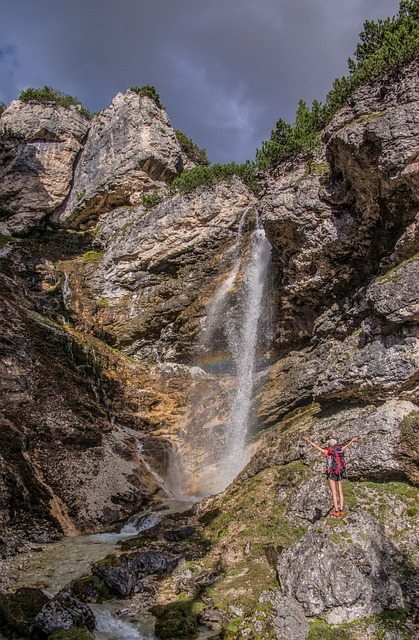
(256, 0), (419, 167)
(18, 85), (91, 119)
(129, 84), (164, 109)
(169, 160), (259, 195)
(174, 129), (210, 166)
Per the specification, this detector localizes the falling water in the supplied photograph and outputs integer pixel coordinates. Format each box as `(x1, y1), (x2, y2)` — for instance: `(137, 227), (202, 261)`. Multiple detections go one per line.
(179, 212), (272, 496)
(221, 218), (271, 485)
(62, 272), (72, 312)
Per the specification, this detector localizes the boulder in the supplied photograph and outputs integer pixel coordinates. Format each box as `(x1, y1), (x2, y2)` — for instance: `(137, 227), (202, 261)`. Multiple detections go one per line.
(0, 587), (50, 638)
(259, 590), (310, 640)
(276, 510), (404, 624)
(91, 556), (139, 597)
(35, 590), (95, 636)
(92, 550), (179, 597)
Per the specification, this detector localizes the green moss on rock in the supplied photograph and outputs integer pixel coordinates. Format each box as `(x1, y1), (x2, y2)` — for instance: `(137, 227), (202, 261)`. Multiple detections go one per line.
(48, 628), (94, 640)
(150, 601), (198, 638)
(70, 575), (111, 603)
(0, 587), (50, 638)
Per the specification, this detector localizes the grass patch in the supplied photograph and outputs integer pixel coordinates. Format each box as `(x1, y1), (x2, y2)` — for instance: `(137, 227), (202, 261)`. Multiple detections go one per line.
(376, 253), (419, 283)
(82, 250), (104, 263)
(0, 234), (16, 249)
(308, 618), (355, 640)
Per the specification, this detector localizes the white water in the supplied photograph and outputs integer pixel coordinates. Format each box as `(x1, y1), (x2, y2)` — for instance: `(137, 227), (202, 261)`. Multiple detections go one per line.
(221, 221), (272, 485)
(93, 606), (155, 640)
(62, 272), (72, 312)
(178, 212), (272, 496)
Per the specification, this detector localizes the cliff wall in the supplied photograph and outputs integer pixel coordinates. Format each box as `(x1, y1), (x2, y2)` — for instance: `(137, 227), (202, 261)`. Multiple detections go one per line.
(0, 63), (418, 637)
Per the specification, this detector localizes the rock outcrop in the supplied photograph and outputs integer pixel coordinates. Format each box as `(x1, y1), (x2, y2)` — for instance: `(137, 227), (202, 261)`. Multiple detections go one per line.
(0, 101), (89, 235)
(276, 510), (404, 625)
(58, 91), (189, 229)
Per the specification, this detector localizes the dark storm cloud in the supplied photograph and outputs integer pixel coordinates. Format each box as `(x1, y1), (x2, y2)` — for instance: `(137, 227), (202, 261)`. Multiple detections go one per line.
(0, 0), (401, 163)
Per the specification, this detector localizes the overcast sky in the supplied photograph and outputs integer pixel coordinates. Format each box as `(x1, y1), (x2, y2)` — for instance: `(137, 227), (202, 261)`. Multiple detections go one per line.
(0, 0), (401, 164)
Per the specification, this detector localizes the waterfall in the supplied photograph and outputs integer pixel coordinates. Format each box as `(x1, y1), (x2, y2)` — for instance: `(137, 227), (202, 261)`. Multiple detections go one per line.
(221, 220), (271, 484)
(62, 272), (72, 312)
(178, 211), (272, 496)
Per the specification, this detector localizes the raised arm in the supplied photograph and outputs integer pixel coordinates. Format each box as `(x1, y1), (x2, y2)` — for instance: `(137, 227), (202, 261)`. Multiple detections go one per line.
(342, 436), (358, 451)
(303, 435), (327, 455)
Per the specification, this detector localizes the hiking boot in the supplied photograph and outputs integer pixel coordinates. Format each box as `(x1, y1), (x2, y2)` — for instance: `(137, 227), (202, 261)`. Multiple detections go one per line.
(330, 510), (340, 517)
(338, 510), (345, 517)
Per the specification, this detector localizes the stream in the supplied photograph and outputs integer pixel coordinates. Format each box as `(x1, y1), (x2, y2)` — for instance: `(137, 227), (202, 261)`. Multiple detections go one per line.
(1, 499), (206, 640)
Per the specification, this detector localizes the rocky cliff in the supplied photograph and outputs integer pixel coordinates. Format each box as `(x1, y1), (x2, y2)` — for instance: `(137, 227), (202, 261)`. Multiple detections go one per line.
(0, 61), (418, 639)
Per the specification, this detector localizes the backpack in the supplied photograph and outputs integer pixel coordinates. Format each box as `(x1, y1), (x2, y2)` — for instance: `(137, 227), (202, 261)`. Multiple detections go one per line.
(326, 445), (346, 478)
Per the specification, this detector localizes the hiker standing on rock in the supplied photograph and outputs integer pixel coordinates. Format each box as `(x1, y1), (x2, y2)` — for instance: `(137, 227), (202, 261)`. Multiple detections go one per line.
(303, 435), (358, 517)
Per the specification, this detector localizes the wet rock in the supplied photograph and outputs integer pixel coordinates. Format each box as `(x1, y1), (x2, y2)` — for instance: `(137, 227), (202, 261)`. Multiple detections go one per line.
(163, 526), (195, 542)
(91, 556), (139, 597)
(124, 550), (179, 577)
(69, 575), (111, 604)
(276, 510), (404, 624)
(0, 587), (50, 639)
(92, 550), (179, 597)
(35, 590), (95, 636)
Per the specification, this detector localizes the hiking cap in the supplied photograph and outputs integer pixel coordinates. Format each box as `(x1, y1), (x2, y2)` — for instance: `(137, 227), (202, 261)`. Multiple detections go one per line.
(329, 438), (337, 446)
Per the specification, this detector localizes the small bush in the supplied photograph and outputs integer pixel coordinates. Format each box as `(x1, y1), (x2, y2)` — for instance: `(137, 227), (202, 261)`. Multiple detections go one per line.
(175, 130), (210, 166)
(141, 189), (163, 210)
(130, 84), (164, 109)
(0, 101), (6, 116)
(19, 86), (91, 118)
(0, 234), (16, 249)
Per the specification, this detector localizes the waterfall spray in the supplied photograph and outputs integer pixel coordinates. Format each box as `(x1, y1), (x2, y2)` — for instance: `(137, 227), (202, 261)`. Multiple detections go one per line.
(177, 211), (272, 496)
(221, 216), (271, 485)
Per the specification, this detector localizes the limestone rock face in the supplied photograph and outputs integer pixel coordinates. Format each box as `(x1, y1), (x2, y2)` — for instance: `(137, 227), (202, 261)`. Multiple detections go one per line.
(63, 178), (257, 361)
(0, 241), (179, 536)
(276, 510), (404, 624)
(58, 92), (187, 228)
(260, 61), (419, 354)
(0, 101), (89, 235)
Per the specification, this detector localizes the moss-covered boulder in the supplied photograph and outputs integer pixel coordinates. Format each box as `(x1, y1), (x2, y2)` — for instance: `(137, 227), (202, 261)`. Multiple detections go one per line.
(70, 575), (111, 604)
(150, 601), (198, 638)
(0, 587), (50, 638)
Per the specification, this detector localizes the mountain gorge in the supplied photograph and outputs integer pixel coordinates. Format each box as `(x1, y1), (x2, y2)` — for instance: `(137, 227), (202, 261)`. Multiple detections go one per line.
(0, 58), (418, 639)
